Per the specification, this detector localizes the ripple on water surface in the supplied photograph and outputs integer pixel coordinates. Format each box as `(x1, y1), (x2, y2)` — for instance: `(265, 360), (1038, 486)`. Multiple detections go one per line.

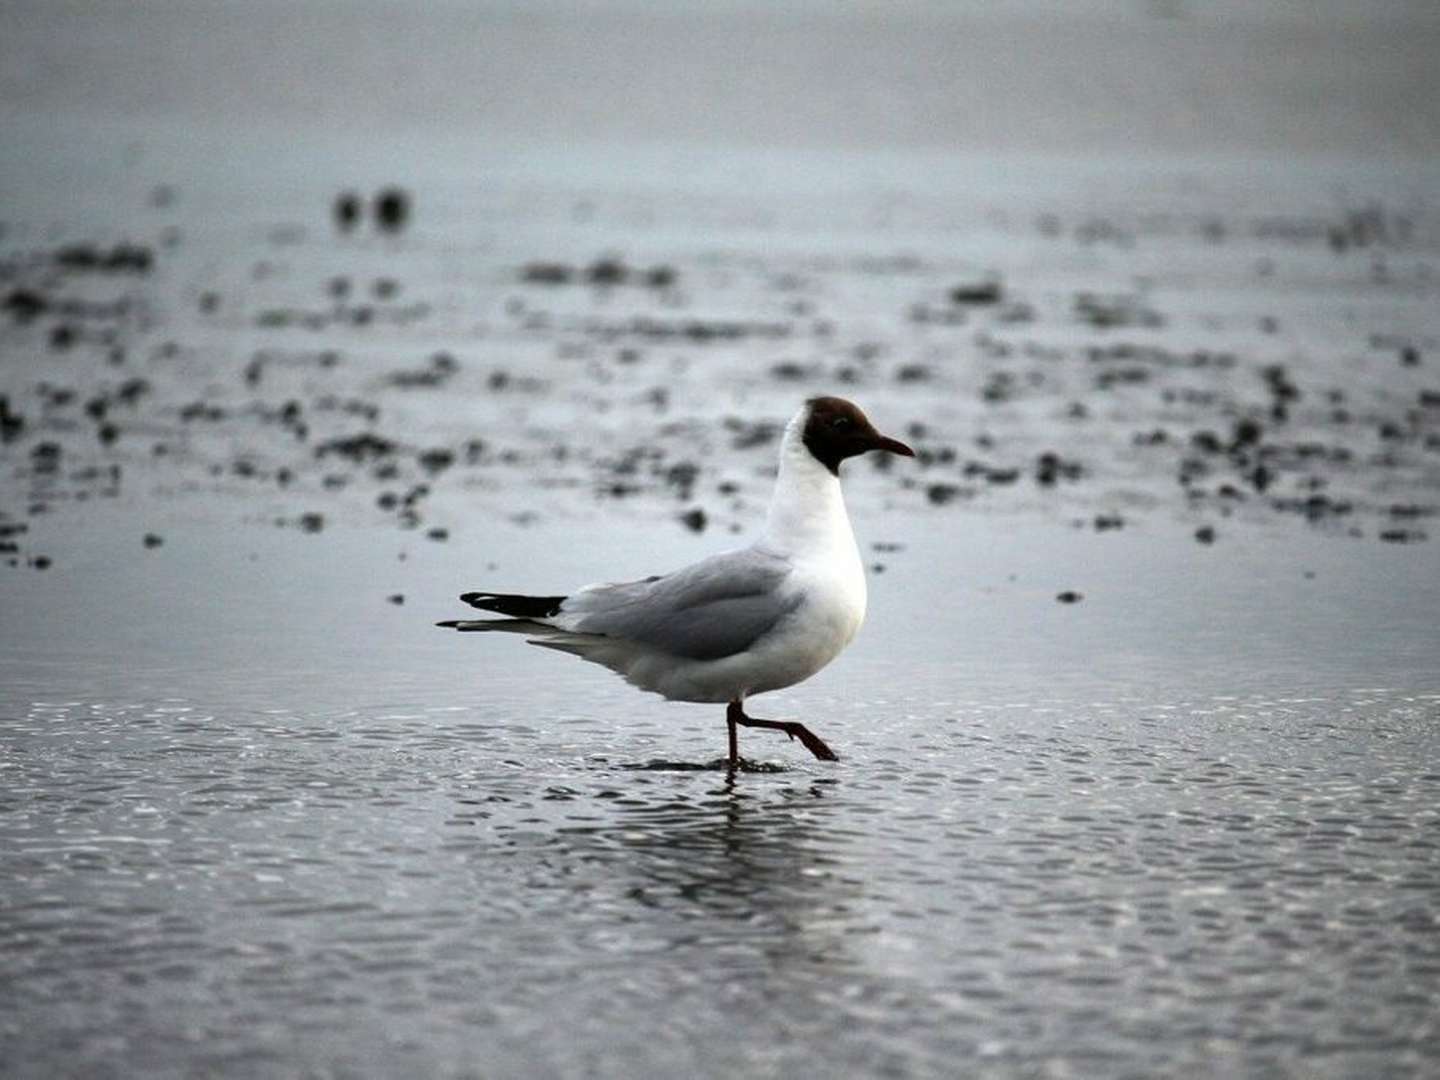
(2, 690), (1438, 1076)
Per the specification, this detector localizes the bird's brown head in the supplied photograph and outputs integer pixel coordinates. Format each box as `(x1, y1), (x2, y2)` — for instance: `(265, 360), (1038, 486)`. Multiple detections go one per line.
(801, 396), (915, 476)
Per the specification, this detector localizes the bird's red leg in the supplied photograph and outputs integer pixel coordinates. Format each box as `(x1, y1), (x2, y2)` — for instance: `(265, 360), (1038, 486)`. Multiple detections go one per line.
(726, 702), (740, 768)
(727, 701), (838, 762)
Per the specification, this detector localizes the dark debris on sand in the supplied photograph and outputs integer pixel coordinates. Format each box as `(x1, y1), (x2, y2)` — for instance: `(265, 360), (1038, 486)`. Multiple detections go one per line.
(1, 185), (1435, 567)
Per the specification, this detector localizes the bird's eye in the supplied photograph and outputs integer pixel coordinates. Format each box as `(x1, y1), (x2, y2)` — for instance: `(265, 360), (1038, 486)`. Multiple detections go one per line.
(831, 415), (852, 430)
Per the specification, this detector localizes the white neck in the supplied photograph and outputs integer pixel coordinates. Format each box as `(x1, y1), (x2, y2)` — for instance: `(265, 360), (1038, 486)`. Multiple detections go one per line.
(761, 411), (858, 560)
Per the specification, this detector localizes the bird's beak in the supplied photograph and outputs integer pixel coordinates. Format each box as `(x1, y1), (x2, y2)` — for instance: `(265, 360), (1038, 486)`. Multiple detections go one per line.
(872, 433), (915, 458)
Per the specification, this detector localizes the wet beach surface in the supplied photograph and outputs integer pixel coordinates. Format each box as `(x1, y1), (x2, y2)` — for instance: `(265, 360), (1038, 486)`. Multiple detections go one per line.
(5, 5), (1440, 1076)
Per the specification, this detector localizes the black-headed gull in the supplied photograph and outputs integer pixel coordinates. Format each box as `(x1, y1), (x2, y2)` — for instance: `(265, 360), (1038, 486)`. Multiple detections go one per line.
(437, 396), (914, 765)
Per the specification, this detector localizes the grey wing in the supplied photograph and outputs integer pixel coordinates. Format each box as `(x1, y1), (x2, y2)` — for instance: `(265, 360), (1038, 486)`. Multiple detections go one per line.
(558, 547), (797, 661)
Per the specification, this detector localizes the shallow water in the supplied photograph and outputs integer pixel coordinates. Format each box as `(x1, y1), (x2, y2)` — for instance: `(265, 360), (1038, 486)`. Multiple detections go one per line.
(3, 513), (1439, 1078)
(4, 676), (1439, 1078)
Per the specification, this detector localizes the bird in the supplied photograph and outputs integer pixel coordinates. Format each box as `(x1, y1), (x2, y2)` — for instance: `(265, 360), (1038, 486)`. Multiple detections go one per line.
(437, 396), (915, 766)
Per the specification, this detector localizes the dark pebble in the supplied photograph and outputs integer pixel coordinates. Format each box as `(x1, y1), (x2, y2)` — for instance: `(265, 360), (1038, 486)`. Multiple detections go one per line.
(387, 594), (405, 605)
(143, 533), (163, 549)
(926, 483), (963, 506)
(426, 527), (448, 542)
(374, 187), (411, 232)
(950, 279), (1003, 305)
(1195, 525), (1217, 544)
(522, 262), (572, 285)
(679, 508), (707, 533)
(418, 448), (455, 474)
(3, 288), (48, 323)
(770, 362), (810, 381)
(1035, 451), (1082, 485)
(1056, 590), (1083, 603)
(1, 397), (26, 443)
(298, 512), (325, 534)
(315, 432), (396, 462)
(334, 192), (361, 231)
(586, 257), (628, 286)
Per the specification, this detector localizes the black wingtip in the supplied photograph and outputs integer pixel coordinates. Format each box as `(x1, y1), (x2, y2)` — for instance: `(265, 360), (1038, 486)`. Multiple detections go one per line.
(459, 592), (566, 618)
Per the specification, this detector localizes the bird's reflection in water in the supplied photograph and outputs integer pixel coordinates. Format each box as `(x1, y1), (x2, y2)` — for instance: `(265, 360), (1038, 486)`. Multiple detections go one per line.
(560, 767), (860, 970)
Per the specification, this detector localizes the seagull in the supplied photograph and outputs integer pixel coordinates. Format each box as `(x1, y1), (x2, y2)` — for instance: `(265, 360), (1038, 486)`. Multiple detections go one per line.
(437, 396), (914, 766)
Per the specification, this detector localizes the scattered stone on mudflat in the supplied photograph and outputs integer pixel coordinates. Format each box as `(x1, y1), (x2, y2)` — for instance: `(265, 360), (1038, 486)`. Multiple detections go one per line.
(143, 533), (164, 549)
(374, 187), (411, 232)
(1056, 590), (1083, 603)
(965, 462), (1018, 485)
(1094, 513), (1125, 531)
(586, 257), (628, 286)
(726, 418), (781, 449)
(389, 352), (458, 388)
(950, 278), (1003, 305)
(0, 396), (25, 442)
(31, 442), (62, 474)
(926, 483), (964, 506)
(426, 527), (448, 542)
(298, 512), (325, 534)
(679, 507), (707, 533)
(3, 288), (48, 323)
(31, 555), (52, 570)
(417, 448), (455, 474)
(334, 191), (361, 231)
(54, 242), (153, 274)
(179, 401), (226, 422)
(1074, 291), (1164, 329)
(1035, 451), (1083, 486)
(387, 593), (405, 605)
(1379, 528), (1427, 543)
(522, 261), (572, 285)
(770, 361), (811, 381)
(1195, 525), (1217, 544)
(315, 432), (396, 462)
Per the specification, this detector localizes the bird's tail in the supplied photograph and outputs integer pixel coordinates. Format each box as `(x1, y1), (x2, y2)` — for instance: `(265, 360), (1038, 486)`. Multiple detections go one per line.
(436, 617), (553, 634)
(458, 592), (567, 618)
(436, 591), (569, 634)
